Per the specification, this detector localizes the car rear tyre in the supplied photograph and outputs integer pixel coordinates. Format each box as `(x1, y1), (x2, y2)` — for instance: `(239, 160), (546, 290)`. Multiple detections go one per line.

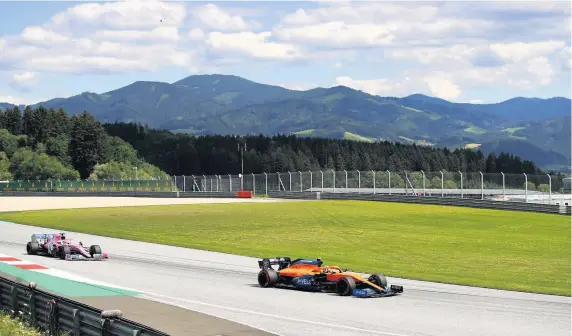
(59, 246), (71, 260)
(26, 241), (39, 255)
(368, 274), (388, 288)
(335, 276), (356, 296)
(89, 245), (102, 257)
(258, 269), (278, 288)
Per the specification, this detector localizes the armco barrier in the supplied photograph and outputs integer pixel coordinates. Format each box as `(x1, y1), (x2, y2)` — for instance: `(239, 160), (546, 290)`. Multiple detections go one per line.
(0, 275), (169, 336)
(268, 191), (572, 215)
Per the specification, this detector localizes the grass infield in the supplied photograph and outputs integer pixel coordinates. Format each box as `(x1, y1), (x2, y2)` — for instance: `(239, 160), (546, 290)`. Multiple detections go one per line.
(0, 200), (569, 296)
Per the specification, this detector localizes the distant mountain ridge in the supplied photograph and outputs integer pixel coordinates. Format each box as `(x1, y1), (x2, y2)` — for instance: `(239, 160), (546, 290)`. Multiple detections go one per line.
(0, 74), (570, 171)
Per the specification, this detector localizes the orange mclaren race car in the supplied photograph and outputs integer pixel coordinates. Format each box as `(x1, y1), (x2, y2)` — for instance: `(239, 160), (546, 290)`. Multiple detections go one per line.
(257, 257), (403, 298)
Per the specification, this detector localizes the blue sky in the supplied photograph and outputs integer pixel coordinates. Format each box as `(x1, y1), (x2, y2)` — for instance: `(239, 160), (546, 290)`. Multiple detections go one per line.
(0, 0), (570, 105)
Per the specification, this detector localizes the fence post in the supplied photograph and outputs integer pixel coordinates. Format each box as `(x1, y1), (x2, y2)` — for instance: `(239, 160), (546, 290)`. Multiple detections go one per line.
(183, 175), (186, 192)
(440, 171), (444, 197)
(210, 177), (213, 192)
(252, 173), (256, 195)
(191, 175), (196, 192)
(288, 171), (292, 191)
(174, 175), (177, 192)
(387, 170), (391, 195)
(216, 175), (219, 192)
(372, 170), (376, 194)
(357, 170), (361, 194)
(524, 173), (528, 203)
(229, 174), (232, 191)
(501, 172), (505, 201)
(264, 173), (268, 195)
(459, 171), (463, 199)
(309, 171), (313, 192)
(547, 174), (552, 204)
(404, 171), (408, 195)
(479, 171), (484, 200)
(344, 170), (348, 193)
(332, 170), (336, 193)
(320, 171), (324, 192)
(421, 170), (425, 196)
(203, 175), (206, 192)
(299, 171), (302, 192)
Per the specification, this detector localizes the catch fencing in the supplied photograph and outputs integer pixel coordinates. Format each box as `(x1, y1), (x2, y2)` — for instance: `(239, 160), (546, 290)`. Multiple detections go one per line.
(172, 170), (570, 205)
(1, 170), (570, 206)
(0, 274), (169, 336)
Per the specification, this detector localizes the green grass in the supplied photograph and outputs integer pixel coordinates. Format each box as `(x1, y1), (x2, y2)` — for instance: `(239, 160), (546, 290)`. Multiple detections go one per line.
(0, 201), (569, 296)
(343, 132), (374, 142)
(0, 311), (68, 336)
(464, 126), (488, 134)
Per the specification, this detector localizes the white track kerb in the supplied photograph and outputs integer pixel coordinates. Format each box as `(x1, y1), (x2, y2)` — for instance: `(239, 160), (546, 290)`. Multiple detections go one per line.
(0, 197), (570, 336)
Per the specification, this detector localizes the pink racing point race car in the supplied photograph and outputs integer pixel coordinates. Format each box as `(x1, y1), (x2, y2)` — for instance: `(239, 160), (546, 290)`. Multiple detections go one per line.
(26, 233), (108, 261)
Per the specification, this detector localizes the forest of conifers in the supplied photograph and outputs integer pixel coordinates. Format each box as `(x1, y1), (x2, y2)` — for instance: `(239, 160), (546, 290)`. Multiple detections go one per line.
(0, 105), (554, 182)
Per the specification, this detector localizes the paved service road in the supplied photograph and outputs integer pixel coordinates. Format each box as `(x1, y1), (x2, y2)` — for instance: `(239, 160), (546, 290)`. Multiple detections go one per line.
(0, 221), (569, 336)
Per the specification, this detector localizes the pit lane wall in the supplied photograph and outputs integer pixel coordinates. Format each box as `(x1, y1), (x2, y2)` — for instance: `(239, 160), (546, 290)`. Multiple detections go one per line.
(0, 274), (169, 336)
(268, 191), (572, 215)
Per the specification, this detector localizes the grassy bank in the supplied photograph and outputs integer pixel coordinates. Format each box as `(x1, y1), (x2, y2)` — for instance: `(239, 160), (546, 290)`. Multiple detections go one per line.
(0, 201), (569, 295)
(0, 312), (43, 336)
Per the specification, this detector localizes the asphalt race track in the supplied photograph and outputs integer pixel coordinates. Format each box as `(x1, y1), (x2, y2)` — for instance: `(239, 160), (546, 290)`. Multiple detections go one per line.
(0, 221), (569, 336)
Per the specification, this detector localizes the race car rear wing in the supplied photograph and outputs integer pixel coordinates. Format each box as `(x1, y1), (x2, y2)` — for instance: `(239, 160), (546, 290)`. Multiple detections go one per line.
(258, 257), (292, 270)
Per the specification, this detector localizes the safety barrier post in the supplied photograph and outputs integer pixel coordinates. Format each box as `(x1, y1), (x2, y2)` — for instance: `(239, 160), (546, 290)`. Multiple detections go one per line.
(344, 170), (348, 193)
(309, 171), (313, 192)
(479, 171), (484, 200)
(332, 170), (336, 193)
(547, 174), (552, 204)
(299, 171), (303, 192)
(252, 173), (256, 196)
(320, 171), (324, 191)
(357, 170), (361, 194)
(288, 172), (292, 191)
(524, 173), (528, 203)
(459, 171), (463, 199)
(264, 173), (268, 195)
(372, 170), (376, 194)
(501, 172), (505, 201)
(421, 170), (425, 196)
(387, 170), (391, 195)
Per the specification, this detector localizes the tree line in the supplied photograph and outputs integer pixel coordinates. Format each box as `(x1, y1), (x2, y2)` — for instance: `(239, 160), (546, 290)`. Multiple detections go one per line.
(0, 106), (557, 183)
(103, 122), (547, 176)
(0, 106), (167, 180)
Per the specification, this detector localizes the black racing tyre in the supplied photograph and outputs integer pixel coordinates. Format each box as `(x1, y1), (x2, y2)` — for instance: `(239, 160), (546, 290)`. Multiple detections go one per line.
(257, 268), (279, 288)
(89, 245), (102, 257)
(335, 276), (356, 296)
(59, 246), (71, 260)
(26, 241), (39, 255)
(368, 274), (388, 288)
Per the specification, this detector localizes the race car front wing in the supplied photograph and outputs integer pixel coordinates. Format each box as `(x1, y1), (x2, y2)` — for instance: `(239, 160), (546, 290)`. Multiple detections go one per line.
(353, 285), (404, 298)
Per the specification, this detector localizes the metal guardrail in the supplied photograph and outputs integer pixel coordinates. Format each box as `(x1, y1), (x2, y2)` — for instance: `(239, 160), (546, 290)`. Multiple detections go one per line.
(0, 191), (240, 198)
(0, 275), (169, 336)
(268, 191), (572, 215)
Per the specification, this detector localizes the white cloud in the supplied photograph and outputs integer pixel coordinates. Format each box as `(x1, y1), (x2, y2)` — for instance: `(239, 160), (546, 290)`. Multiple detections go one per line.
(0, 95), (33, 105)
(207, 32), (303, 60)
(0, 0), (201, 75)
(93, 26), (180, 42)
(9, 71), (37, 92)
(423, 75), (462, 100)
(193, 4), (258, 32)
(21, 26), (69, 45)
(490, 41), (566, 63)
(189, 28), (204, 40)
(51, 0), (186, 29)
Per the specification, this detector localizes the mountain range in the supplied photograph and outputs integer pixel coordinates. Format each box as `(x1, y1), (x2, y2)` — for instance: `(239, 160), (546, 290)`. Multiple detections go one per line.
(1, 74), (570, 171)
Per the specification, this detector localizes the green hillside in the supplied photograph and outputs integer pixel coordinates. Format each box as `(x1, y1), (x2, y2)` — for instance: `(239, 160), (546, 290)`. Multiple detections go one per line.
(1, 74), (570, 170)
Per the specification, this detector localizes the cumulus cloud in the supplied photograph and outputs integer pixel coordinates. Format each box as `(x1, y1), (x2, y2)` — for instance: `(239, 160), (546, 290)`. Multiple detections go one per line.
(193, 4), (259, 32)
(0, 0), (201, 75)
(206, 31), (304, 60)
(9, 71), (37, 92)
